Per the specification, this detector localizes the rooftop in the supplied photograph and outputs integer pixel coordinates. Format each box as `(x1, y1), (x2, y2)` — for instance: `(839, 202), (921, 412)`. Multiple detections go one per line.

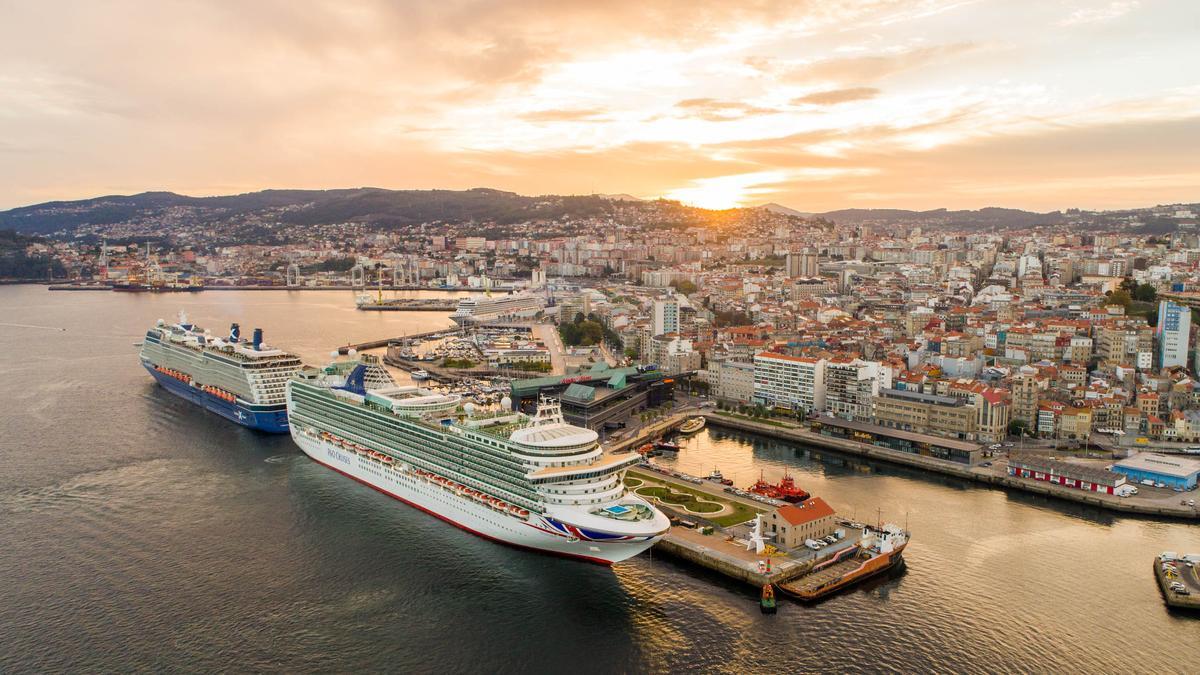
(775, 497), (836, 526)
(1114, 452), (1200, 478)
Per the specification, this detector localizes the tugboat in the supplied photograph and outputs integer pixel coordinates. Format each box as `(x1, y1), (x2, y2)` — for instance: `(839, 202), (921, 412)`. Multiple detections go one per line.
(707, 467), (733, 485)
(760, 584), (777, 614)
(748, 471), (810, 503)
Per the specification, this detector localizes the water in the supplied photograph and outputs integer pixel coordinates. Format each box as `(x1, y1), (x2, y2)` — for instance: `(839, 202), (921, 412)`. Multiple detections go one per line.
(1, 285), (1198, 673)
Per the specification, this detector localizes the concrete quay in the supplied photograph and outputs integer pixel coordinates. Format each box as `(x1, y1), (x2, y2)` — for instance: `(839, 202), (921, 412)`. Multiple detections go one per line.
(702, 413), (1200, 521)
(625, 467), (849, 588)
(1154, 556), (1200, 610)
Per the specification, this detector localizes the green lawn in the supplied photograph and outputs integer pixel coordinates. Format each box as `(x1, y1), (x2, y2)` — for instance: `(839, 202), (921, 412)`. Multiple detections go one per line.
(632, 477), (763, 525)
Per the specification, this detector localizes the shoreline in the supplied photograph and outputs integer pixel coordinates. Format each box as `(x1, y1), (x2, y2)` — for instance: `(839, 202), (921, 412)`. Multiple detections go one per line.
(702, 412), (1200, 521)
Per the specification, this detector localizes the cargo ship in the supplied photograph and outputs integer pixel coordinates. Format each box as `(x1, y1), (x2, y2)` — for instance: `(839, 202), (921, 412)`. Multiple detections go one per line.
(138, 312), (302, 432)
(286, 354), (670, 564)
(748, 471), (811, 503)
(777, 525), (908, 602)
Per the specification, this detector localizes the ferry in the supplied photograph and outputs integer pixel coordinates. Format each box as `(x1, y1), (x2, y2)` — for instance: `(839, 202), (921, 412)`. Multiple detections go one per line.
(139, 311), (302, 432)
(678, 417), (705, 434)
(286, 354), (670, 564)
(777, 525), (908, 602)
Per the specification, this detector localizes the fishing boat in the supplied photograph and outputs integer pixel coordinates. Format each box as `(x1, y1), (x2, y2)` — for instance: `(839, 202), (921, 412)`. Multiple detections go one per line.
(678, 417), (705, 434)
(760, 584), (777, 614)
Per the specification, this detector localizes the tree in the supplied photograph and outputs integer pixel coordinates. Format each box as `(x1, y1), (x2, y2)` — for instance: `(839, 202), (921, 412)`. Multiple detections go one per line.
(1008, 419), (1029, 437)
(670, 279), (697, 295)
(1105, 289), (1133, 312)
(1132, 283), (1157, 303)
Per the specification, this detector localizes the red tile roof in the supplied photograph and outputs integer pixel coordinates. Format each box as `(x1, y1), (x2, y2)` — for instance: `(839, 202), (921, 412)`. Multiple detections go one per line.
(775, 497), (836, 526)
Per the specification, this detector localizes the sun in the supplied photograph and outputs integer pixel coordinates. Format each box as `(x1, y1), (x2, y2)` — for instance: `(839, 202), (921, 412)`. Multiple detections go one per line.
(663, 171), (788, 210)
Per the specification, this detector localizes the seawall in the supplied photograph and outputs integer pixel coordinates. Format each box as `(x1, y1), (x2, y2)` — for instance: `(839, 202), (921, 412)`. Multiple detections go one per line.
(703, 413), (1200, 521)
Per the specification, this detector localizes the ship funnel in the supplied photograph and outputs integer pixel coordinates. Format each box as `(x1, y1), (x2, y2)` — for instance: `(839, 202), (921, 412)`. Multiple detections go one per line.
(253, 328), (263, 350)
(229, 323), (241, 342)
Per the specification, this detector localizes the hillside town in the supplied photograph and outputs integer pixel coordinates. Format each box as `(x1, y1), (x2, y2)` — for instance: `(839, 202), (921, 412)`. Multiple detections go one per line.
(12, 200), (1200, 463)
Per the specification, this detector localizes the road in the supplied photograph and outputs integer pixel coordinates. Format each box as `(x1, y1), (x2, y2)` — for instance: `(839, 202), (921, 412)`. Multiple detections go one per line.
(533, 323), (566, 375)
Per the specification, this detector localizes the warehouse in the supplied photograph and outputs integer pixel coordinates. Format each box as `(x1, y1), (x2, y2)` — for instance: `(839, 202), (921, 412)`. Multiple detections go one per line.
(1007, 454), (1126, 494)
(1112, 453), (1200, 490)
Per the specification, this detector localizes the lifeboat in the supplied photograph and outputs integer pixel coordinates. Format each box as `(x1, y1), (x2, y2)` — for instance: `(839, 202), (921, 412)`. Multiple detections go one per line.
(518, 509), (529, 518)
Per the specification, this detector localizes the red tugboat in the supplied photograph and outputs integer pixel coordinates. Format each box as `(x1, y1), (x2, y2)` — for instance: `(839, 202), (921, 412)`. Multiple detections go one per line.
(748, 471), (811, 503)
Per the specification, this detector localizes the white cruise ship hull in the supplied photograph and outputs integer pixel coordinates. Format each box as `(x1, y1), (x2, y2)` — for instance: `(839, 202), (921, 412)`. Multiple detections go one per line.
(291, 431), (661, 564)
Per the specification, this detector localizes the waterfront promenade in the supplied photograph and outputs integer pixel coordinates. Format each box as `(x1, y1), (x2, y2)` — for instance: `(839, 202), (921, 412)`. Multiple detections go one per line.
(703, 412), (1200, 520)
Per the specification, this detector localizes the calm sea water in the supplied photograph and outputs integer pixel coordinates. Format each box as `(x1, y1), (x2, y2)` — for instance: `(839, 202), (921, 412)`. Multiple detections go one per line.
(1, 285), (1198, 673)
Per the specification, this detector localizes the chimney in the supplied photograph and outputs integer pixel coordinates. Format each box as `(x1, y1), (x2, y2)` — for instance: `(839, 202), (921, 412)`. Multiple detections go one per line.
(229, 323), (240, 342)
(253, 328), (263, 350)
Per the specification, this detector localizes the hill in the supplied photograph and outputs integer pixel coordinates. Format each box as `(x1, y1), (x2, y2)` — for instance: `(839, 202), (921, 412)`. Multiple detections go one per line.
(758, 202), (810, 217)
(818, 207), (1065, 228)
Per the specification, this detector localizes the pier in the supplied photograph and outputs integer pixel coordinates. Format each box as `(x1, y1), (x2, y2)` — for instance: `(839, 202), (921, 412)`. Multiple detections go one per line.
(356, 298), (459, 311)
(1154, 555), (1200, 609)
(626, 467), (853, 588)
(338, 328), (464, 354)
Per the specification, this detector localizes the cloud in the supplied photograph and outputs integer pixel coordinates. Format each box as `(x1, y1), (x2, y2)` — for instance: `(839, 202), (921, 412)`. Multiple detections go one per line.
(518, 108), (610, 122)
(674, 98), (780, 121)
(783, 42), (983, 84)
(0, 0), (1196, 211)
(1059, 1), (1140, 26)
(792, 87), (881, 105)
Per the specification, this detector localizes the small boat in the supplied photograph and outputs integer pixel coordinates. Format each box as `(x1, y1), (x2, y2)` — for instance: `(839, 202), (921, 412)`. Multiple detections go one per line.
(760, 584), (777, 614)
(707, 468), (725, 482)
(411, 369), (431, 381)
(654, 439), (681, 452)
(679, 417), (706, 434)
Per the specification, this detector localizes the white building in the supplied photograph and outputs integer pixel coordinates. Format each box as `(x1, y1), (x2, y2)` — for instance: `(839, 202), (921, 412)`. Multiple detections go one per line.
(825, 358), (890, 422)
(713, 359), (755, 404)
(652, 296), (680, 336)
(1157, 300), (1192, 369)
(753, 352), (826, 413)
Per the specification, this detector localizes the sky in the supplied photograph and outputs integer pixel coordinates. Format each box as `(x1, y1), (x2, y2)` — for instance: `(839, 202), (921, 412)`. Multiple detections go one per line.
(1, 0), (1198, 212)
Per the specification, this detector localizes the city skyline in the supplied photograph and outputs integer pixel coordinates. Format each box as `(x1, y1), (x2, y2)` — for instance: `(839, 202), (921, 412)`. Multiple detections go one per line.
(2, 1), (1198, 212)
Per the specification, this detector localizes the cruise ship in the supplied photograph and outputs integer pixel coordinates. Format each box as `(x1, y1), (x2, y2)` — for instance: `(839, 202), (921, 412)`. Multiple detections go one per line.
(450, 291), (545, 325)
(286, 354), (670, 564)
(139, 312), (303, 433)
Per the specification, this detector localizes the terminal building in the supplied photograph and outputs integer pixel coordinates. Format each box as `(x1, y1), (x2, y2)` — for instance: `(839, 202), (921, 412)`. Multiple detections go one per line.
(1112, 452), (1200, 490)
(810, 415), (982, 464)
(509, 363), (681, 430)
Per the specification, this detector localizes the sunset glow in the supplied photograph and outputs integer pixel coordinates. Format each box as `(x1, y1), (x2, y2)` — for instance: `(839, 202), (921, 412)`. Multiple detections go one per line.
(0, 1), (1197, 210)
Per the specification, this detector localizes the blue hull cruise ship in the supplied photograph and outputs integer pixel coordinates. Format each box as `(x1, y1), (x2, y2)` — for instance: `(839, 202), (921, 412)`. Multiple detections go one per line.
(139, 312), (303, 433)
